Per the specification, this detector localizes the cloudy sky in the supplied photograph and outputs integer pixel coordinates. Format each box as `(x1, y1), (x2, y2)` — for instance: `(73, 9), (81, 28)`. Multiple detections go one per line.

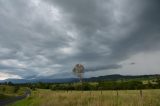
(0, 0), (160, 80)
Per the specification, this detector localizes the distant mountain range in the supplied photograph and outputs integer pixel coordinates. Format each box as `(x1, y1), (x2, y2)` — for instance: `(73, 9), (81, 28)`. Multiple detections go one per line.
(0, 74), (159, 84)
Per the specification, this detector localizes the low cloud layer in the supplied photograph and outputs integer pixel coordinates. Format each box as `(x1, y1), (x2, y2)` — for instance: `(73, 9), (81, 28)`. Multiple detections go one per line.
(85, 64), (122, 72)
(0, 0), (160, 79)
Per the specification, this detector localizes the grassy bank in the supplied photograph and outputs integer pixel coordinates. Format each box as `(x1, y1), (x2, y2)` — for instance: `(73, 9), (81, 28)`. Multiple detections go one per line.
(0, 85), (28, 100)
(9, 89), (160, 106)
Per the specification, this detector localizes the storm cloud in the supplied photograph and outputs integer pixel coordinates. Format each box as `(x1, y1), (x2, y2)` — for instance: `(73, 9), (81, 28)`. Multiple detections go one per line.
(85, 64), (122, 72)
(0, 0), (160, 79)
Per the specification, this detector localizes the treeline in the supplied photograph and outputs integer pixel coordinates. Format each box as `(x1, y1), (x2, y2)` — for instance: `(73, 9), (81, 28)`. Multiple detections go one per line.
(1, 78), (160, 91)
(26, 79), (160, 90)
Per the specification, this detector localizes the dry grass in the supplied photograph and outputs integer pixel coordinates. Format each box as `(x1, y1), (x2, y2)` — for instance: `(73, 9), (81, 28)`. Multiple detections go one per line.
(10, 89), (160, 106)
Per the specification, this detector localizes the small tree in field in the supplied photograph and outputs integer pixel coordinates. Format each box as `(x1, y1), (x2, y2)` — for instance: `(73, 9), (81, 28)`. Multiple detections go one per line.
(72, 64), (84, 83)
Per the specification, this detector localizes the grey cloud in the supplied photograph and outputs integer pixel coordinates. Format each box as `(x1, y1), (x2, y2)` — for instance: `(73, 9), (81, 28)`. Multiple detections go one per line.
(0, 64), (15, 70)
(0, 0), (160, 79)
(44, 0), (160, 73)
(85, 64), (122, 72)
(109, 0), (160, 62)
(130, 63), (135, 65)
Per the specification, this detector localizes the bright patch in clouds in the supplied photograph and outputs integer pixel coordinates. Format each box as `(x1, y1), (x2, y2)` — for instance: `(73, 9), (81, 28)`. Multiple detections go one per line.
(0, 72), (22, 80)
(0, 59), (27, 68)
(60, 47), (73, 54)
(117, 51), (160, 75)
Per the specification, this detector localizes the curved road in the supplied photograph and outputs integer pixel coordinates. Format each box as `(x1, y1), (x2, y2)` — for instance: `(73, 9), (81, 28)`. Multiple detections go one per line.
(0, 90), (31, 106)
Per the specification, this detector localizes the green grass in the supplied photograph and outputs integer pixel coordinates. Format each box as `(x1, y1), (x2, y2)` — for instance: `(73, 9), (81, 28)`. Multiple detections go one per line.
(0, 85), (27, 95)
(9, 89), (160, 106)
(0, 85), (28, 100)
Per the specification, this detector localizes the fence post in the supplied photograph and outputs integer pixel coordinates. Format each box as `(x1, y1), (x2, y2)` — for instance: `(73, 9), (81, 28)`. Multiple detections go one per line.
(140, 90), (142, 97)
(116, 90), (119, 106)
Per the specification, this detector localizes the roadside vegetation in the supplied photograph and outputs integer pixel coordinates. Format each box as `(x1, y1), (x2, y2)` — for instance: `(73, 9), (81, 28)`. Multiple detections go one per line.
(0, 83), (28, 100)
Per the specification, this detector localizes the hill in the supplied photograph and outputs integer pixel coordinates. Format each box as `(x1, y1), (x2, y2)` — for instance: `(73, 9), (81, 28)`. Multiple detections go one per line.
(0, 74), (159, 84)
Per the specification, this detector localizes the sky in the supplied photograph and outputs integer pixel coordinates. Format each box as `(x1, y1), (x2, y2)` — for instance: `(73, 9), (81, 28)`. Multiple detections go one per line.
(0, 0), (160, 80)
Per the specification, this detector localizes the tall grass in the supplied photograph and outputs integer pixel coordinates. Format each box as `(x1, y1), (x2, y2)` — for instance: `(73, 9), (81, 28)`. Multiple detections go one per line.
(10, 89), (160, 106)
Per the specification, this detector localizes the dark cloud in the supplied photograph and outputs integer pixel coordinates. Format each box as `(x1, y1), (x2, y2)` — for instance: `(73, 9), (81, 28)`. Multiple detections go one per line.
(0, 0), (160, 79)
(85, 64), (122, 72)
(130, 63), (135, 65)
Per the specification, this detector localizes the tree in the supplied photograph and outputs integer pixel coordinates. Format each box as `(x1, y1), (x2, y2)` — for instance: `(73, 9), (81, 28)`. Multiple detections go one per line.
(8, 81), (14, 86)
(72, 64), (85, 82)
(14, 86), (20, 93)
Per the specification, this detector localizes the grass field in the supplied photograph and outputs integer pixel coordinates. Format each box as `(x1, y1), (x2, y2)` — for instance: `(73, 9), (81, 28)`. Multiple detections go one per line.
(9, 89), (160, 106)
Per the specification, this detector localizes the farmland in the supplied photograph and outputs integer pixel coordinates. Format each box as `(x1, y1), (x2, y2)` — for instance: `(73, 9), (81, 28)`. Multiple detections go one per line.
(1, 76), (160, 106)
(9, 89), (160, 106)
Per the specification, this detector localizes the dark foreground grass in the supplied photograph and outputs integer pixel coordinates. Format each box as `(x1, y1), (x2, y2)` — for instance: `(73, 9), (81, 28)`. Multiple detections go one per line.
(0, 94), (13, 100)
